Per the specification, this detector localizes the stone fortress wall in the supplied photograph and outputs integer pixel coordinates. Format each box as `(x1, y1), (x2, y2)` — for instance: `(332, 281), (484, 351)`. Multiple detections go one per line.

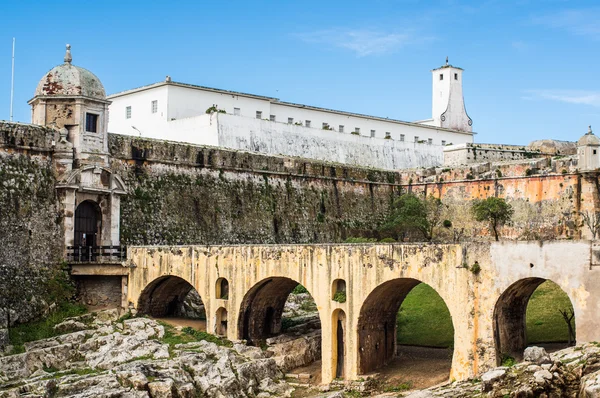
(1, 120), (599, 333)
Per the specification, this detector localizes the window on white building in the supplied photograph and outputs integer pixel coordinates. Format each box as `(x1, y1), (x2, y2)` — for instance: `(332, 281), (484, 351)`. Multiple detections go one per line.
(126, 106), (132, 119)
(339, 125), (344, 133)
(305, 120), (311, 128)
(270, 115), (276, 122)
(355, 127), (360, 134)
(439, 74), (443, 80)
(256, 111), (262, 119)
(323, 122), (329, 129)
(234, 107), (241, 116)
(442, 140), (446, 146)
(151, 100), (158, 113)
(414, 136), (419, 142)
(371, 130), (376, 137)
(400, 134), (405, 142)
(428, 138), (433, 145)
(85, 113), (98, 133)
(288, 117), (294, 124)
(454, 73), (458, 80)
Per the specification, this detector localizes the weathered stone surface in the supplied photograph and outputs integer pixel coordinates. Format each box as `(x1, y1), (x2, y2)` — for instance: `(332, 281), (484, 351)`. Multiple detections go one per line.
(0, 312), (291, 398)
(267, 330), (321, 372)
(524, 346), (552, 365)
(481, 368), (507, 391)
(53, 319), (88, 334)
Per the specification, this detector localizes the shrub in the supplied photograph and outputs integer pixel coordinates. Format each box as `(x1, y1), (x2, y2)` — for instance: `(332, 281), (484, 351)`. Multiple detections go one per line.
(292, 284), (308, 294)
(443, 219), (453, 228)
(471, 197), (514, 241)
(333, 291), (347, 303)
(470, 261), (481, 274)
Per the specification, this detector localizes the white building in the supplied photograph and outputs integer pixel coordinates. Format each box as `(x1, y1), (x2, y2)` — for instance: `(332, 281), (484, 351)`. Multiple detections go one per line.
(107, 60), (475, 170)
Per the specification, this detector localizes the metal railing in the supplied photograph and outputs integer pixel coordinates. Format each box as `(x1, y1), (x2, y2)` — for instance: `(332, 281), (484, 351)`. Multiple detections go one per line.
(66, 245), (127, 263)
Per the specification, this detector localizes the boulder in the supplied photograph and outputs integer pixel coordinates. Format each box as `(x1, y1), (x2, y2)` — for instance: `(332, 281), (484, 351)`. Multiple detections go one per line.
(481, 368), (507, 391)
(524, 346), (552, 364)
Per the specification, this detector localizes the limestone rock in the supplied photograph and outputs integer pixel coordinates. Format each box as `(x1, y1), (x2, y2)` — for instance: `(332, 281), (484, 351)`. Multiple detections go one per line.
(148, 379), (175, 398)
(53, 319), (88, 334)
(581, 369), (600, 397)
(481, 368), (507, 391)
(524, 346), (552, 364)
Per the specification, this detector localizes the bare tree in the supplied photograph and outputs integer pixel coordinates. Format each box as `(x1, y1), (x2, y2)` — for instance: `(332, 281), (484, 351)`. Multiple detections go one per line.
(580, 211), (600, 239)
(559, 308), (576, 347)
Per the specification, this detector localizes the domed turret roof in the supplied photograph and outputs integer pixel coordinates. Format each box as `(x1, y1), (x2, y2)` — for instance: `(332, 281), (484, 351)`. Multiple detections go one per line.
(578, 126), (600, 146)
(33, 45), (106, 100)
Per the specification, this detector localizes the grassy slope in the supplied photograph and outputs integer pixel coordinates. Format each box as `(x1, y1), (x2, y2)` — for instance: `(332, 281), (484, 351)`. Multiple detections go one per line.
(397, 280), (574, 347)
(526, 280), (574, 343)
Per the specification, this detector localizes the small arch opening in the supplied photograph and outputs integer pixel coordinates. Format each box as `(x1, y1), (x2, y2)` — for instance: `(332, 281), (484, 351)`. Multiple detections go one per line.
(332, 279), (347, 303)
(215, 307), (228, 336)
(216, 278), (229, 300)
(332, 309), (346, 379)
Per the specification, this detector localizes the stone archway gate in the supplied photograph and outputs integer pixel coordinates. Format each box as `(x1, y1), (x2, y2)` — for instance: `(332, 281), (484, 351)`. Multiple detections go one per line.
(124, 241), (600, 384)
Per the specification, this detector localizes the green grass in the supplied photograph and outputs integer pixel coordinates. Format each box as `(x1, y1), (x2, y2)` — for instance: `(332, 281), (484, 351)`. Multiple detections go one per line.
(395, 280), (574, 348)
(157, 321), (232, 356)
(396, 284), (454, 347)
(526, 280), (574, 343)
(8, 302), (87, 353)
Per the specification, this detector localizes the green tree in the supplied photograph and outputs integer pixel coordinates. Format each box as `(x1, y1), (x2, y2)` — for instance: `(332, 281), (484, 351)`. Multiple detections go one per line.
(381, 193), (444, 241)
(471, 197), (514, 241)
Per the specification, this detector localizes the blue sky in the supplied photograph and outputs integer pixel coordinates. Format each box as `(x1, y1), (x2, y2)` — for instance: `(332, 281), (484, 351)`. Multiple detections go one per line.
(0, 0), (599, 145)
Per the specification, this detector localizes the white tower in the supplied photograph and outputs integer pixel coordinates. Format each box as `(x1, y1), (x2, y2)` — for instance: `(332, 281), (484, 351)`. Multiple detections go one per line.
(431, 57), (472, 132)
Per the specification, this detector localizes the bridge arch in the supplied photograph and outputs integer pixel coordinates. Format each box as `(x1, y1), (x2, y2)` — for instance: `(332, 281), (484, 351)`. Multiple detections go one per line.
(237, 276), (323, 344)
(137, 275), (202, 318)
(494, 277), (576, 364)
(357, 278), (455, 376)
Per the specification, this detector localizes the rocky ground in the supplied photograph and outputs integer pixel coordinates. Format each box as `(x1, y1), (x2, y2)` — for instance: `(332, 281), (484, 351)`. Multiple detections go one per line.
(0, 310), (292, 398)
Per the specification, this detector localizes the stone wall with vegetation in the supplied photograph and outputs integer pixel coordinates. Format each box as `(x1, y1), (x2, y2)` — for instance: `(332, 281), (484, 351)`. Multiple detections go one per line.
(0, 123), (62, 336)
(108, 134), (401, 245)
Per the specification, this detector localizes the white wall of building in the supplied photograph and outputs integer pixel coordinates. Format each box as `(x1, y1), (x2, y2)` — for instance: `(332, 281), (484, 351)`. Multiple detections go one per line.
(431, 66), (472, 132)
(108, 85), (169, 138)
(166, 85), (272, 121)
(215, 113), (443, 169)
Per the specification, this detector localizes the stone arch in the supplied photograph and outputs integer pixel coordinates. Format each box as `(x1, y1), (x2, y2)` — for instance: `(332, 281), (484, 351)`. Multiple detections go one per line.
(74, 200), (102, 248)
(493, 277), (576, 364)
(137, 275), (201, 318)
(331, 279), (346, 301)
(332, 309), (346, 379)
(357, 278), (455, 375)
(237, 276), (323, 345)
(215, 307), (228, 336)
(216, 277), (229, 299)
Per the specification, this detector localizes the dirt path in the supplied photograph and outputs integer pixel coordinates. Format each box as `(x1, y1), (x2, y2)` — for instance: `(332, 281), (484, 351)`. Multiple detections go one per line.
(366, 346), (452, 391)
(153, 317), (207, 331)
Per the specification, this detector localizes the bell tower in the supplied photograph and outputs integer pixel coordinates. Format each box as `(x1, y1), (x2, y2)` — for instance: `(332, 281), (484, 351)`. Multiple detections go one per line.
(431, 57), (472, 132)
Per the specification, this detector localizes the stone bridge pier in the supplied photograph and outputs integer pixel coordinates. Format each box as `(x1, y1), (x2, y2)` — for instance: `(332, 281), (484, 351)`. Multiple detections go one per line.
(125, 241), (600, 384)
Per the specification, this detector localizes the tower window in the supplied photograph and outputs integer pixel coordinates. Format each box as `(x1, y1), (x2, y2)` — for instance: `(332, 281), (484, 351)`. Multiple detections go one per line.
(288, 117), (294, 124)
(454, 73), (458, 80)
(371, 129), (376, 137)
(439, 74), (444, 80)
(400, 134), (405, 142)
(256, 111), (262, 119)
(270, 114), (276, 122)
(442, 140), (446, 145)
(428, 138), (433, 145)
(355, 127), (360, 134)
(305, 120), (311, 128)
(415, 136), (419, 142)
(339, 125), (344, 133)
(85, 113), (98, 133)
(234, 107), (241, 116)
(594, 150), (597, 155)
(151, 100), (158, 113)
(126, 106), (132, 119)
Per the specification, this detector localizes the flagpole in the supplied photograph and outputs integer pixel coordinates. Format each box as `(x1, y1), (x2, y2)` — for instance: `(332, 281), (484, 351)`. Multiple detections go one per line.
(10, 38), (15, 122)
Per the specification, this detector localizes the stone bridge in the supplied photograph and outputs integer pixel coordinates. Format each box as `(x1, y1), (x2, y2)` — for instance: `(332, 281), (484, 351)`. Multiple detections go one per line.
(124, 241), (600, 384)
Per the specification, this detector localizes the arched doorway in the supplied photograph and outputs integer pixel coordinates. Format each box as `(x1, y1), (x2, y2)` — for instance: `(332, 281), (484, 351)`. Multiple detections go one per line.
(494, 278), (576, 364)
(138, 276), (206, 329)
(357, 279), (454, 388)
(332, 309), (346, 379)
(238, 277), (322, 382)
(74, 200), (101, 248)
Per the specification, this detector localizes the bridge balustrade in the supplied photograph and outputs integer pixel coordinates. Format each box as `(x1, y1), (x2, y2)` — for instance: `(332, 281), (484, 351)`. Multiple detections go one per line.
(66, 245), (127, 263)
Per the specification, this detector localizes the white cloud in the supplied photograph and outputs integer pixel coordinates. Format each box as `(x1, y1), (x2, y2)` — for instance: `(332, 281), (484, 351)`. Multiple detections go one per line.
(297, 29), (426, 57)
(532, 8), (600, 40)
(524, 89), (600, 107)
